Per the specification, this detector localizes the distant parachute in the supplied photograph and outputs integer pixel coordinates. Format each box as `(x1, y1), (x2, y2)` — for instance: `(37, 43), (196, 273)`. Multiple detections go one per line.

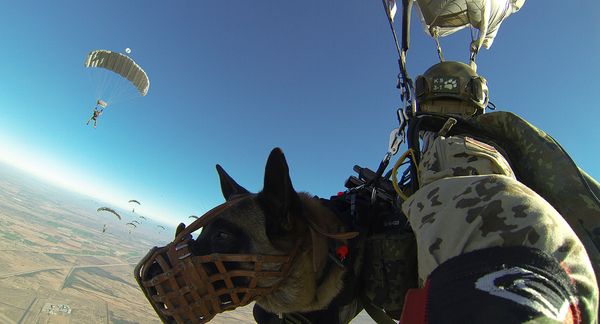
(157, 225), (166, 230)
(188, 215), (199, 220)
(84, 49), (150, 108)
(97, 207), (121, 220)
(414, 0), (525, 57)
(126, 222), (136, 234)
(128, 199), (141, 213)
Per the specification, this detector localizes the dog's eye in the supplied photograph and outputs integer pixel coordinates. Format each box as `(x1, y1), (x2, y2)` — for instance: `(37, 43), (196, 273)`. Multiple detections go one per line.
(213, 231), (232, 241)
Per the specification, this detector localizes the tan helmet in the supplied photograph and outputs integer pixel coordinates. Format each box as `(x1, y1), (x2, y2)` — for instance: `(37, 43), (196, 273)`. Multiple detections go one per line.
(415, 61), (489, 118)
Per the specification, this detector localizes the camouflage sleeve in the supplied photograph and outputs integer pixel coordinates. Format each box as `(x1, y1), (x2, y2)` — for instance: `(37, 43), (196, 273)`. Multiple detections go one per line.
(401, 135), (598, 323)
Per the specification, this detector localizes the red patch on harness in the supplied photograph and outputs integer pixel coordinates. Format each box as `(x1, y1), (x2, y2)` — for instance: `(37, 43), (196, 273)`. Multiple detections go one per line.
(335, 245), (348, 261)
(399, 280), (429, 324)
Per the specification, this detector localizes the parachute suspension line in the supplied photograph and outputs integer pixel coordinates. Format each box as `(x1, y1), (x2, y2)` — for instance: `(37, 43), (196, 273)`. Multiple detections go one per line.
(400, 0), (417, 116)
(381, 0), (416, 115)
(98, 71), (117, 104)
(357, 0), (409, 189)
(433, 29), (445, 62)
(87, 67), (110, 106)
(87, 68), (120, 107)
(367, 0), (417, 190)
(468, 25), (479, 70)
(381, 0), (402, 61)
(106, 81), (136, 105)
(106, 64), (145, 105)
(87, 68), (143, 107)
(103, 71), (137, 105)
(98, 69), (118, 103)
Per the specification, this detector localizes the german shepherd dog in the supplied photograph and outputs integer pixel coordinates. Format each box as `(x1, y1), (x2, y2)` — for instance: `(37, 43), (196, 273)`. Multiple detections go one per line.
(137, 147), (415, 323)
(196, 148), (364, 323)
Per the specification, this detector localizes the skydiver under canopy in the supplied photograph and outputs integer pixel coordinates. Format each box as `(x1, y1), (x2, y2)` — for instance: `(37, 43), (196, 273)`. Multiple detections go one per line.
(86, 104), (104, 129)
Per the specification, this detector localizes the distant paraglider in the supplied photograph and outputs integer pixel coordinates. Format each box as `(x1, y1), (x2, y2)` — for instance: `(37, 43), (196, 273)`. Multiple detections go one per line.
(97, 207), (121, 220)
(188, 215), (199, 220)
(128, 199), (141, 213)
(126, 222), (137, 234)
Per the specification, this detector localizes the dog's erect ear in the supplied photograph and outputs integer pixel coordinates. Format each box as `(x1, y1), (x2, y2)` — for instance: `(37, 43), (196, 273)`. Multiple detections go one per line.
(216, 164), (250, 201)
(258, 148), (301, 231)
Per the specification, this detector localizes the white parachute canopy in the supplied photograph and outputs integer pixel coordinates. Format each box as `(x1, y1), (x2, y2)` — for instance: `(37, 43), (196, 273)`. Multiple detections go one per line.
(84, 49), (149, 107)
(414, 0), (525, 51)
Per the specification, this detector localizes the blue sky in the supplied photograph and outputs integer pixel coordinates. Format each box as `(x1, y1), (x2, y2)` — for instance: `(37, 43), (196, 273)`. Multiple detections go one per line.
(0, 1), (598, 226)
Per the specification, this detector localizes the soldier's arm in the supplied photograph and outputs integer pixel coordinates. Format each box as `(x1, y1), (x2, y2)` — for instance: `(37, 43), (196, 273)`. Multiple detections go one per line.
(400, 135), (597, 323)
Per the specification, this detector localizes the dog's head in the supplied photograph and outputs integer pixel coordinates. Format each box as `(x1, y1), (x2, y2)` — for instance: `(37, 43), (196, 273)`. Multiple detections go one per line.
(193, 147), (304, 259)
(135, 148), (351, 323)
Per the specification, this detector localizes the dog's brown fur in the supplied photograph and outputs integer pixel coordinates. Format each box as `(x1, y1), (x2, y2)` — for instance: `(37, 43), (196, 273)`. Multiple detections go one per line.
(256, 194), (351, 314)
(194, 148), (362, 318)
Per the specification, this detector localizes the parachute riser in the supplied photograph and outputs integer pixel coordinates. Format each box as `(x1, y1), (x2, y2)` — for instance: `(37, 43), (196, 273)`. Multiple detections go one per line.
(381, 0), (414, 105)
(367, 0), (416, 191)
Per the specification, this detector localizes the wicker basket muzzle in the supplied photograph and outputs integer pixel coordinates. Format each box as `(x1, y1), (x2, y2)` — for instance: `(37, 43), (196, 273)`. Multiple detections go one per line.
(134, 197), (300, 323)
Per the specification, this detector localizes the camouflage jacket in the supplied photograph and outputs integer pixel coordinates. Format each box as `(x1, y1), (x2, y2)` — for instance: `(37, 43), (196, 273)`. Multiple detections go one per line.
(363, 111), (599, 323)
(463, 111), (600, 279)
(401, 111), (599, 323)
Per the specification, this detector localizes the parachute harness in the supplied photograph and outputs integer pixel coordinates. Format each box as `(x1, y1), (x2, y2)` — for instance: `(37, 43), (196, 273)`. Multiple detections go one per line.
(134, 196), (302, 324)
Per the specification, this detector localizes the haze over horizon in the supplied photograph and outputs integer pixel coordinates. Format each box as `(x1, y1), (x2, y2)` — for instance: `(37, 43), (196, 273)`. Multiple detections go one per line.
(0, 138), (178, 227)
